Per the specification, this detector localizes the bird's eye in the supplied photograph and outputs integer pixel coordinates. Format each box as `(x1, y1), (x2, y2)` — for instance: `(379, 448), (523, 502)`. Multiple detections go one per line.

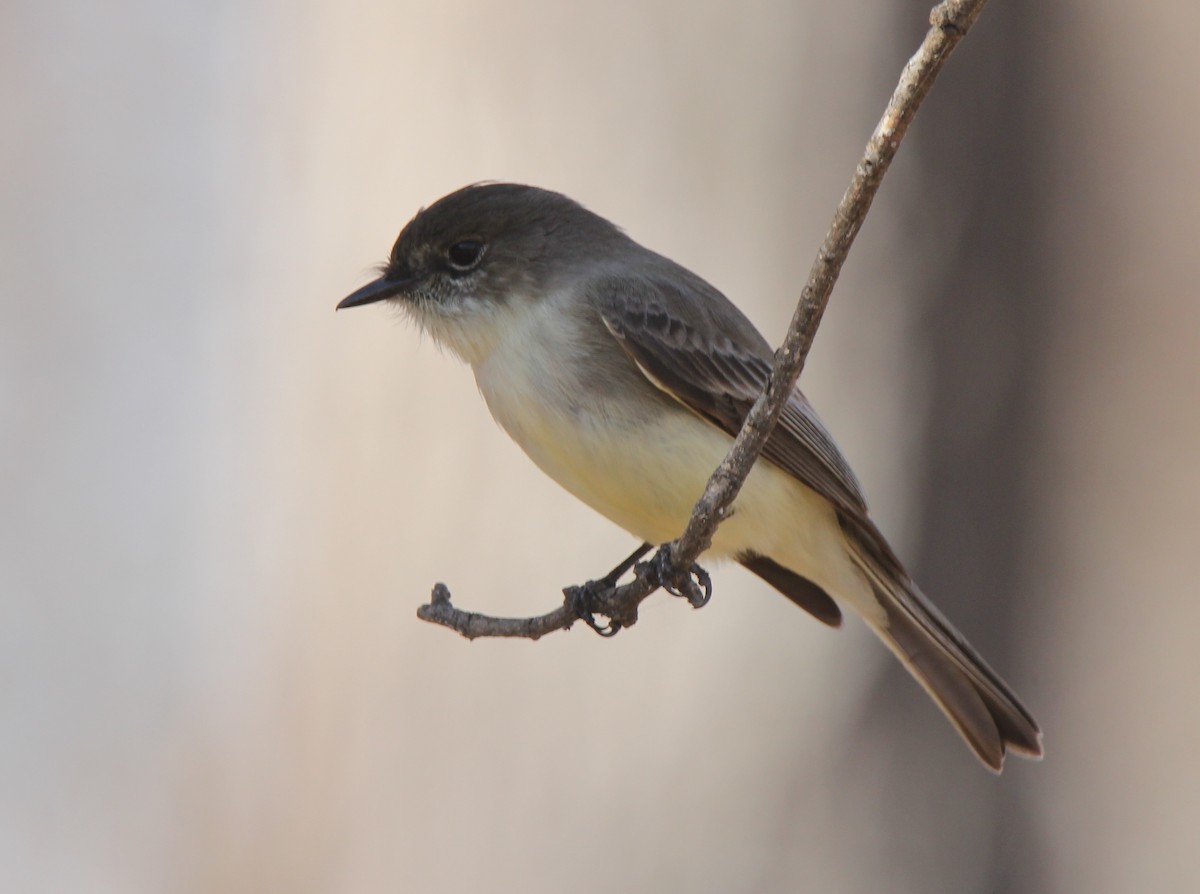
(446, 240), (486, 270)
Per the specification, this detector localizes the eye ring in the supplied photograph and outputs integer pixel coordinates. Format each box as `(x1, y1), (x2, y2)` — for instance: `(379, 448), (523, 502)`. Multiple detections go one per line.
(446, 240), (486, 271)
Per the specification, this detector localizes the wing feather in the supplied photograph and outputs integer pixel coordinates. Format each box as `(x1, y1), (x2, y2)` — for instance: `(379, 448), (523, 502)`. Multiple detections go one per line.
(595, 277), (871, 531)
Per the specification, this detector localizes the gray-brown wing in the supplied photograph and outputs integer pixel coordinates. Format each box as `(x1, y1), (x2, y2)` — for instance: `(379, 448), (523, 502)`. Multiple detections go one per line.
(594, 277), (868, 522)
(592, 272), (910, 583)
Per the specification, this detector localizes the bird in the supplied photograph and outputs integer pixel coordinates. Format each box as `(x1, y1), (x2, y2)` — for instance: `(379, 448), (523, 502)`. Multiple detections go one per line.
(338, 182), (1043, 772)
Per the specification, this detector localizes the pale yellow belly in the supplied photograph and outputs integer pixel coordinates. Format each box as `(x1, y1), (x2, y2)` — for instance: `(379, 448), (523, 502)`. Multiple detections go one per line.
(478, 370), (872, 612)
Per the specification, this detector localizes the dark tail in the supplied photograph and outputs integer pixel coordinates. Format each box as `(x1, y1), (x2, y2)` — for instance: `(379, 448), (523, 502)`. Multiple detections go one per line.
(740, 541), (1042, 771)
(853, 555), (1043, 772)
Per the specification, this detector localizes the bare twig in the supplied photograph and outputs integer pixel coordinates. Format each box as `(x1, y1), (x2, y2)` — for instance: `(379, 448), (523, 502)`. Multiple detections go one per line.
(418, 0), (992, 640)
(417, 584), (577, 640)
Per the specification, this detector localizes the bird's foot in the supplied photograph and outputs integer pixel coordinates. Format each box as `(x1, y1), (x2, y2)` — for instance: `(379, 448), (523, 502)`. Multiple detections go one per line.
(564, 542), (653, 637)
(646, 548), (712, 609)
(565, 581), (625, 637)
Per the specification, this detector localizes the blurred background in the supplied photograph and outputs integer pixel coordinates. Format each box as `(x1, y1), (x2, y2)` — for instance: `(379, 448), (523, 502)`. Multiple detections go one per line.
(3, 0), (1197, 891)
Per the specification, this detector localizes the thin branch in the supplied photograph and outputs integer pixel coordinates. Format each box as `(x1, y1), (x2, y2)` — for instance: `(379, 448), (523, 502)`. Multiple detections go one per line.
(418, 585), (577, 640)
(417, 0), (991, 640)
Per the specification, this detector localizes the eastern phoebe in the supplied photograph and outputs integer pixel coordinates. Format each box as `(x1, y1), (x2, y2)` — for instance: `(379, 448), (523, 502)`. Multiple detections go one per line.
(338, 183), (1042, 772)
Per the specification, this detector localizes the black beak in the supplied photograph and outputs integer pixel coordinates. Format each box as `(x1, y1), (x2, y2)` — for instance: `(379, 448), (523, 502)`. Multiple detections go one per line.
(336, 273), (415, 310)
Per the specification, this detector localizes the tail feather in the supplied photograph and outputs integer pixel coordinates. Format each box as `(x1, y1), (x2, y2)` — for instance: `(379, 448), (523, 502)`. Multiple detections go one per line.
(852, 554), (1044, 771)
(875, 585), (1043, 769)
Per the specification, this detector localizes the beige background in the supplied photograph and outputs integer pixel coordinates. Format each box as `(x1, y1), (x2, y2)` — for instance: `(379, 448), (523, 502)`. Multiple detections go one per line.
(4, 1), (1198, 891)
